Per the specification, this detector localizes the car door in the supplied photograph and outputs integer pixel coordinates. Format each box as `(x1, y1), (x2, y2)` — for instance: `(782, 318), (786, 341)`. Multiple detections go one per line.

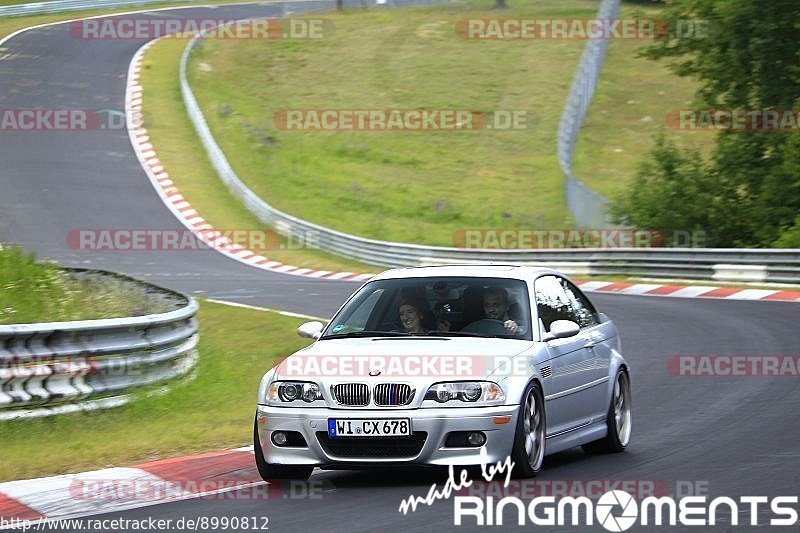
(534, 275), (596, 436)
(558, 277), (611, 422)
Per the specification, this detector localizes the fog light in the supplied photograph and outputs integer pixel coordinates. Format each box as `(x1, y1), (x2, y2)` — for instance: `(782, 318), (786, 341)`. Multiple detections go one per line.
(272, 431), (288, 446)
(466, 432), (486, 446)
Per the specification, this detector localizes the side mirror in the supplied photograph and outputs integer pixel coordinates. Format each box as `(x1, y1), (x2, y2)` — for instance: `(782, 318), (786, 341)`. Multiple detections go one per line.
(541, 320), (580, 341)
(297, 321), (324, 340)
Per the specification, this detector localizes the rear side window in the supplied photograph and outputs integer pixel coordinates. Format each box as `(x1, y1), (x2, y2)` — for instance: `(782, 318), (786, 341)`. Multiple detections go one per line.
(534, 276), (574, 332)
(534, 276), (599, 332)
(559, 278), (599, 329)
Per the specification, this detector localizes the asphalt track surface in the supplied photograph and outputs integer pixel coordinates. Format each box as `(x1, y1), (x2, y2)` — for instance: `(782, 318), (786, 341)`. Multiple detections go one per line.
(0, 1), (361, 317)
(1, 2), (799, 532)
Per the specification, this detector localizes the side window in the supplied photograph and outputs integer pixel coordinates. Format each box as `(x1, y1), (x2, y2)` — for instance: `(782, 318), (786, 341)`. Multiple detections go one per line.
(559, 278), (599, 329)
(534, 276), (573, 332)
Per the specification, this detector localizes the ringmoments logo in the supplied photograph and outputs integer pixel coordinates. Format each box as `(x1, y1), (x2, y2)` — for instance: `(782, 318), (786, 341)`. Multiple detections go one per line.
(452, 490), (800, 528)
(595, 490), (638, 531)
(398, 454), (798, 529)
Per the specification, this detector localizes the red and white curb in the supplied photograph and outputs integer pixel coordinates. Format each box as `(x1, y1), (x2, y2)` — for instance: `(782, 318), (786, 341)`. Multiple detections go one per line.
(0, 447), (262, 527)
(125, 40), (372, 283)
(573, 280), (800, 302)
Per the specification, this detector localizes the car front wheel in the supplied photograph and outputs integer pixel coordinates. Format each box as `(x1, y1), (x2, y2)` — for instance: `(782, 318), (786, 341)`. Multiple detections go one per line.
(511, 381), (546, 478)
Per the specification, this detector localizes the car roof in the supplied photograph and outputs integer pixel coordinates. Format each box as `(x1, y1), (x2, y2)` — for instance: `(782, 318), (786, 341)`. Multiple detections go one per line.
(369, 264), (563, 281)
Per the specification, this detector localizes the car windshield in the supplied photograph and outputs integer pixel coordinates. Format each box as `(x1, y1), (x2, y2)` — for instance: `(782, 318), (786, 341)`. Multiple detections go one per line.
(322, 277), (532, 340)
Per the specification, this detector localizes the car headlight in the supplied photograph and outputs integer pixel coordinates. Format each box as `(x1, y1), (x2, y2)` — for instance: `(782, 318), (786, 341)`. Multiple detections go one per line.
(266, 381), (323, 405)
(422, 381), (505, 406)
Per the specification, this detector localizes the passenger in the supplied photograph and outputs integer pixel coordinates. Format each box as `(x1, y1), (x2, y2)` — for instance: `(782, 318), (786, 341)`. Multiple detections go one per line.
(482, 287), (526, 336)
(397, 300), (427, 334)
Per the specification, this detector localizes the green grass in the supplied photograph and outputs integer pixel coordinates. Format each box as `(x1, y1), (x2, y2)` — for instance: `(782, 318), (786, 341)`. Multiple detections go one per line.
(188, 0), (599, 245)
(0, 300), (313, 481)
(140, 37), (376, 272)
(0, 245), (165, 324)
(571, 3), (716, 200)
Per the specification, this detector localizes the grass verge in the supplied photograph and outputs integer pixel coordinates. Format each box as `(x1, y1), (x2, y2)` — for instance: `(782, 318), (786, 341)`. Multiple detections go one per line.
(140, 37), (375, 272)
(187, 0), (599, 246)
(571, 3), (716, 200)
(0, 299), (311, 481)
(0, 245), (164, 324)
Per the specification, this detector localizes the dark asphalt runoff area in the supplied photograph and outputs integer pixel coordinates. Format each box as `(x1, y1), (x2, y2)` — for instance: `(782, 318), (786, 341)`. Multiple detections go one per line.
(1, 2), (798, 532)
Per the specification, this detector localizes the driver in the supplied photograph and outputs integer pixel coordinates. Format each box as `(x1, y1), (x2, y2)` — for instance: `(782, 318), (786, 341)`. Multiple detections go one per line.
(481, 287), (526, 336)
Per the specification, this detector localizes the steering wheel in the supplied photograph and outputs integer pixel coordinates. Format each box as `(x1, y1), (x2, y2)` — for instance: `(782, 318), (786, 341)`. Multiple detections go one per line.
(460, 318), (508, 336)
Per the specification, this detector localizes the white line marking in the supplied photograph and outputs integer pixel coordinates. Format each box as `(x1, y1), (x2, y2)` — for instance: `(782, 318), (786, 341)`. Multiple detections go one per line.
(204, 298), (327, 321)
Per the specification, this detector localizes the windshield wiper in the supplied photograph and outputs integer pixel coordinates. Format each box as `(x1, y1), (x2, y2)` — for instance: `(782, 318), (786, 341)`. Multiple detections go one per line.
(320, 330), (411, 339)
(425, 330), (494, 338)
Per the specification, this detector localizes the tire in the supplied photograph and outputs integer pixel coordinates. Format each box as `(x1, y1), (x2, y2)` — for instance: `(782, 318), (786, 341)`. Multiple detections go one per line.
(510, 381), (546, 478)
(253, 418), (313, 481)
(582, 369), (632, 454)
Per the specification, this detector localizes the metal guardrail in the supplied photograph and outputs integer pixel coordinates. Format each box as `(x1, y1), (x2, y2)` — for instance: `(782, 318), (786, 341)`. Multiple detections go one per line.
(0, 0), (207, 17)
(556, 0), (619, 228)
(0, 269), (199, 420)
(178, 17), (800, 284)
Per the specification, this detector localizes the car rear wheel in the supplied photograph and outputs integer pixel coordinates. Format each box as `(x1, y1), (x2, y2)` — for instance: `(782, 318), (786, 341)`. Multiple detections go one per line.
(582, 369), (632, 454)
(511, 381), (546, 478)
(254, 418), (313, 480)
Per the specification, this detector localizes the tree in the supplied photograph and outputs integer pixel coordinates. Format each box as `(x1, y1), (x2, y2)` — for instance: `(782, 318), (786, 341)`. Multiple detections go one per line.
(613, 0), (800, 247)
(611, 135), (723, 246)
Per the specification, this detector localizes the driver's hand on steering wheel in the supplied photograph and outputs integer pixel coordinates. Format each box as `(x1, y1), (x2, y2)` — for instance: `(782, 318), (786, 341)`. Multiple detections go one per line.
(504, 320), (520, 335)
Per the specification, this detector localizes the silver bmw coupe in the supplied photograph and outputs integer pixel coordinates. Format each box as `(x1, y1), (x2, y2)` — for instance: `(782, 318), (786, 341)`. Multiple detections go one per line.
(255, 265), (631, 479)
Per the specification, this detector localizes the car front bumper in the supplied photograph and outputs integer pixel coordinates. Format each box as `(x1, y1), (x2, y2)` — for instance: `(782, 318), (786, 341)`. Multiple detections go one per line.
(255, 404), (519, 467)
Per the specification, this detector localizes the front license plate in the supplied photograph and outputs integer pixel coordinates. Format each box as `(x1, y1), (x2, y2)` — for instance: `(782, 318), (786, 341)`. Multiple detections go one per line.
(328, 418), (411, 438)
